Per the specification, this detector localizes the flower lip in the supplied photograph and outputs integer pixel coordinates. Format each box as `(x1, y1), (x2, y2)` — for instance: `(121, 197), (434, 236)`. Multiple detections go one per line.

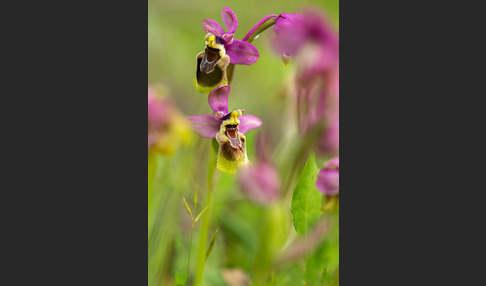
(225, 124), (238, 139)
(200, 46), (222, 73)
(225, 124), (242, 149)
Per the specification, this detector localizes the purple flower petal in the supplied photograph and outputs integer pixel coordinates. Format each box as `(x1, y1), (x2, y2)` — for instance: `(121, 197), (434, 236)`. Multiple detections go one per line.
(208, 86), (230, 114)
(225, 39), (259, 65)
(222, 7), (238, 34)
(325, 157), (339, 169)
(186, 114), (221, 138)
(316, 167), (339, 196)
(317, 117), (339, 155)
(202, 19), (224, 36)
(222, 33), (234, 45)
(242, 14), (277, 42)
(274, 13), (304, 34)
(238, 114), (262, 134)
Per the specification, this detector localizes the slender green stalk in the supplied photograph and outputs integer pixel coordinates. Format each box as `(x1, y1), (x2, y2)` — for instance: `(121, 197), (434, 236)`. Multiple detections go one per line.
(185, 225), (194, 286)
(194, 143), (217, 285)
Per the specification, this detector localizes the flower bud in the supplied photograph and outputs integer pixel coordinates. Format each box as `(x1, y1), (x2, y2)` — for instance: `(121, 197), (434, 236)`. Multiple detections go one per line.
(237, 162), (281, 205)
(316, 157), (339, 196)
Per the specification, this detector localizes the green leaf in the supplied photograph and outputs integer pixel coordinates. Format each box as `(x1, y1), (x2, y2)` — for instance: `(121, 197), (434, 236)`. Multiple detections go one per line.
(183, 197), (192, 217)
(205, 227), (219, 261)
(290, 151), (323, 236)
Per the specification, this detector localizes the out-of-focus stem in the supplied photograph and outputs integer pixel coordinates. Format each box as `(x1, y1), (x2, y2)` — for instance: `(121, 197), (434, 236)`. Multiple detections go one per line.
(194, 143), (217, 285)
(185, 225), (194, 286)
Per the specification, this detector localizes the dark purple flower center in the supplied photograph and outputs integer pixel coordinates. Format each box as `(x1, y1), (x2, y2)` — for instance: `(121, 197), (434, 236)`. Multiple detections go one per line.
(200, 46), (222, 73)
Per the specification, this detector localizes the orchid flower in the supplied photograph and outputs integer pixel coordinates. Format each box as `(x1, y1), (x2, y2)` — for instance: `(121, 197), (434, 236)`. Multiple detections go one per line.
(187, 86), (262, 174)
(202, 7), (259, 65)
(194, 7), (260, 94)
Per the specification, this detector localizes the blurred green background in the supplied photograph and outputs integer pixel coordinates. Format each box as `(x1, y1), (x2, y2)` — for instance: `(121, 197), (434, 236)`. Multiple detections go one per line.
(148, 1), (339, 285)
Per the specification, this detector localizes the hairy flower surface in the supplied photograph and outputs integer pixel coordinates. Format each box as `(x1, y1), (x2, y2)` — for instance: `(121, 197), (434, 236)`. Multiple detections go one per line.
(148, 86), (191, 155)
(187, 86), (262, 174)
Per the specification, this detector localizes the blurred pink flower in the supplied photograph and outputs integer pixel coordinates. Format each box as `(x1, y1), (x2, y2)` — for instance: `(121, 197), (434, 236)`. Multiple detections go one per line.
(271, 13), (305, 63)
(237, 131), (281, 205)
(148, 86), (191, 154)
(316, 157), (339, 196)
(272, 9), (339, 155)
(316, 116), (339, 156)
(238, 162), (281, 205)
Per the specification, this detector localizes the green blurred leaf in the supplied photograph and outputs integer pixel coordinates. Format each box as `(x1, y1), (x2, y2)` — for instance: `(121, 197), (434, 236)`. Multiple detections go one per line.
(194, 188), (198, 208)
(290, 151), (323, 236)
(206, 227), (219, 261)
(306, 214), (339, 285)
(148, 152), (157, 204)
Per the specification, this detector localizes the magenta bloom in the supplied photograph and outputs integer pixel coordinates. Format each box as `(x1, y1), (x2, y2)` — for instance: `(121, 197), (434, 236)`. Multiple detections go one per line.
(272, 13), (305, 60)
(238, 162), (281, 205)
(202, 7), (259, 65)
(316, 157), (339, 196)
(237, 131), (281, 204)
(186, 86), (262, 138)
(148, 86), (191, 154)
(272, 11), (338, 67)
(317, 116), (339, 155)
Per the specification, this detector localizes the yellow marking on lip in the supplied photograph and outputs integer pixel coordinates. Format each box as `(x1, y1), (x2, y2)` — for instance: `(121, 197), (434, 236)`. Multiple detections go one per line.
(205, 33), (226, 58)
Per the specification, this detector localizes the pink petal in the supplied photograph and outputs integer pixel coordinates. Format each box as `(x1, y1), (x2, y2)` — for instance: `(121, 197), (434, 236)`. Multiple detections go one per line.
(226, 39), (259, 65)
(325, 157), (339, 169)
(202, 19), (224, 35)
(186, 115), (221, 138)
(222, 7), (238, 34)
(316, 167), (339, 196)
(238, 114), (262, 134)
(242, 14), (277, 42)
(208, 86), (230, 114)
(222, 33), (234, 45)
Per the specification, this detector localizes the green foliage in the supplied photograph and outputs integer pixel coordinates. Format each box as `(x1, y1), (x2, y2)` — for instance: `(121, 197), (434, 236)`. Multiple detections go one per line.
(206, 227), (219, 261)
(291, 152), (323, 236)
(305, 213), (339, 286)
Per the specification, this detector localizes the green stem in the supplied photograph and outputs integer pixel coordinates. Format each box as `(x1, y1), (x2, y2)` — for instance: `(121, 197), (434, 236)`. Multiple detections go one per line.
(185, 225), (194, 286)
(194, 143), (217, 285)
